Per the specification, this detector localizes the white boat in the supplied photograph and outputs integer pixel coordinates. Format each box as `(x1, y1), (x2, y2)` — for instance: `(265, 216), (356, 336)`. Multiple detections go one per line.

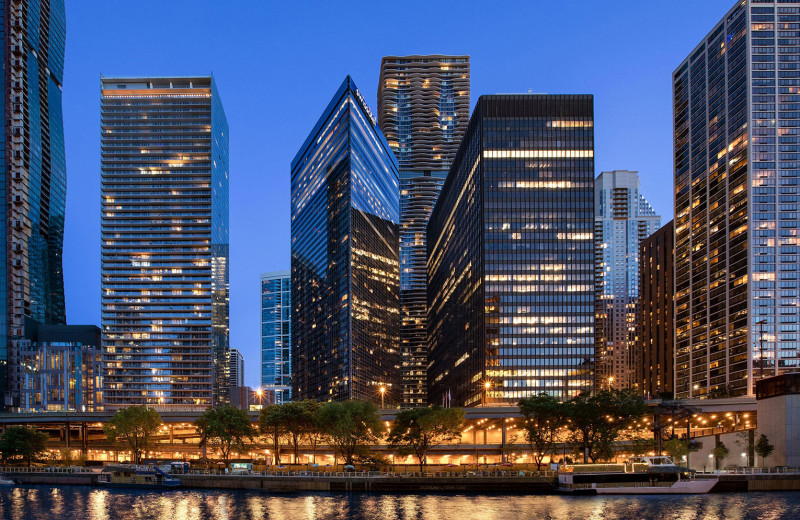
(558, 456), (718, 495)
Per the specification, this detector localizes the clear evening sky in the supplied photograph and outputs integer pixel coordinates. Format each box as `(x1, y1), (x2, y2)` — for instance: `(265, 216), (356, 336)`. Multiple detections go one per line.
(63, 0), (735, 387)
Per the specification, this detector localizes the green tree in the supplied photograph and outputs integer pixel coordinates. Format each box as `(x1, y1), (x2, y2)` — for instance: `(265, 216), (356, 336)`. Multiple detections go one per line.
(318, 400), (383, 467)
(663, 438), (689, 462)
(387, 407), (464, 472)
(0, 426), (49, 466)
(630, 437), (656, 457)
(564, 389), (648, 463)
(755, 434), (775, 468)
(712, 440), (729, 470)
(518, 393), (568, 470)
(102, 406), (162, 464)
(259, 404), (288, 466)
(195, 405), (256, 467)
(280, 400), (318, 464)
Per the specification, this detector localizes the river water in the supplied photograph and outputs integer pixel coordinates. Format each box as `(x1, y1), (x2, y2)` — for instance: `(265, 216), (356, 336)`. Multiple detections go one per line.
(0, 486), (797, 519)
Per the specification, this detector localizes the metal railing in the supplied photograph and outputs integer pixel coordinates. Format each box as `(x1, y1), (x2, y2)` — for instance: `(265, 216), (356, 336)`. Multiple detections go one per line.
(0, 466), (98, 474)
(184, 469), (556, 479)
(697, 466), (800, 476)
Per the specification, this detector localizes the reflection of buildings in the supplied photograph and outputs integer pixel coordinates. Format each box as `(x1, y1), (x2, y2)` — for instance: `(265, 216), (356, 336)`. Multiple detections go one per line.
(2, 0), (68, 409)
(12, 319), (102, 412)
(674, 1), (800, 398)
(594, 170), (660, 392)
(100, 76), (230, 409)
(0, 399), (766, 471)
(261, 271), (291, 404)
(291, 76), (400, 405)
(428, 95), (596, 407)
(377, 56), (470, 407)
(639, 221), (675, 398)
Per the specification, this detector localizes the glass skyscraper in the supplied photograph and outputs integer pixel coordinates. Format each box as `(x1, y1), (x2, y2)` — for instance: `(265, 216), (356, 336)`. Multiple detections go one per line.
(428, 94), (595, 407)
(1, 0), (68, 408)
(291, 76), (400, 406)
(674, 0), (800, 398)
(378, 55), (470, 406)
(100, 76), (229, 409)
(594, 170), (660, 392)
(261, 271), (291, 404)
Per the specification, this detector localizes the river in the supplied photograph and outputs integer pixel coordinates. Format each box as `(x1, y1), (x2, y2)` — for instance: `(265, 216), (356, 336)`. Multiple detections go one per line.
(0, 486), (797, 519)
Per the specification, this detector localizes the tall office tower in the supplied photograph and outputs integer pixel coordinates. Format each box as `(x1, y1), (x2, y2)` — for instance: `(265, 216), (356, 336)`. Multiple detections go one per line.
(261, 271), (291, 404)
(228, 348), (244, 389)
(594, 170), (660, 392)
(674, 1), (800, 398)
(377, 55), (470, 407)
(639, 221), (675, 399)
(101, 76), (229, 409)
(291, 76), (400, 405)
(1, 0), (67, 408)
(428, 94), (595, 407)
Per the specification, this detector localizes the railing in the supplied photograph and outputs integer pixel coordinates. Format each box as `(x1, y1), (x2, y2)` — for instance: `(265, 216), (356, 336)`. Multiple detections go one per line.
(184, 469), (555, 479)
(0, 466), (99, 474)
(697, 467), (800, 476)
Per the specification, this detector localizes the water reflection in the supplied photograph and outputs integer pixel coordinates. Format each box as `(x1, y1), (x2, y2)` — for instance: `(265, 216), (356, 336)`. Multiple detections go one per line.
(0, 487), (797, 520)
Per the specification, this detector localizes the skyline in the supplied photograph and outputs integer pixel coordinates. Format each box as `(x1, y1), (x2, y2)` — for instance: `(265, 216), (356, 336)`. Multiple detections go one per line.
(62, 0), (735, 387)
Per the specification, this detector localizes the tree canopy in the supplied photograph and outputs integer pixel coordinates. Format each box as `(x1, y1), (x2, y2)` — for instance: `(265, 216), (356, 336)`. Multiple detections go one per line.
(387, 406), (464, 472)
(317, 400), (383, 466)
(518, 393), (568, 470)
(195, 405), (256, 466)
(755, 434), (774, 467)
(259, 404), (288, 465)
(0, 425), (49, 466)
(102, 406), (162, 464)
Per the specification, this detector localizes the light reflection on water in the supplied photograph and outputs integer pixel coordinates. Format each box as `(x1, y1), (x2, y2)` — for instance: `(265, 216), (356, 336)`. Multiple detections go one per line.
(0, 486), (797, 520)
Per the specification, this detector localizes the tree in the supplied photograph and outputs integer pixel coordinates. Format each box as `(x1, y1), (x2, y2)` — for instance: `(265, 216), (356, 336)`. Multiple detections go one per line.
(103, 406), (162, 464)
(280, 400), (318, 464)
(317, 400), (383, 467)
(259, 404), (288, 466)
(387, 407), (464, 472)
(712, 440), (729, 470)
(195, 405), (256, 467)
(517, 393), (568, 470)
(564, 389), (648, 463)
(663, 438), (689, 462)
(755, 434), (775, 468)
(0, 426), (49, 466)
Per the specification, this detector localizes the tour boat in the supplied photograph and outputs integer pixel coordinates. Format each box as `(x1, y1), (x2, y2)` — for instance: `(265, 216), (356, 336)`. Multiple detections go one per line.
(98, 464), (181, 489)
(558, 456), (718, 494)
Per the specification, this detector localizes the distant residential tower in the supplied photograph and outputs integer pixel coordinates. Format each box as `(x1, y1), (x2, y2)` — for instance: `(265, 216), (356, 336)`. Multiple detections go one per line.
(261, 271), (291, 404)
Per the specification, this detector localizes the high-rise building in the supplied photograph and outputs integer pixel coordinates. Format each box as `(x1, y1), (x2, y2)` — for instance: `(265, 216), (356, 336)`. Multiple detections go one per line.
(378, 55), (470, 407)
(2, 0), (68, 408)
(594, 170), (660, 392)
(674, 0), (800, 398)
(228, 347), (244, 389)
(639, 220), (675, 399)
(291, 76), (400, 405)
(428, 94), (595, 407)
(261, 271), (291, 404)
(101, 76), (229, 409)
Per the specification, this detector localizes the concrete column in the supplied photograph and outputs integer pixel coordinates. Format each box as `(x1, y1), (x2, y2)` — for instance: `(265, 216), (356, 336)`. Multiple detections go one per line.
(501, 422), (506, 463)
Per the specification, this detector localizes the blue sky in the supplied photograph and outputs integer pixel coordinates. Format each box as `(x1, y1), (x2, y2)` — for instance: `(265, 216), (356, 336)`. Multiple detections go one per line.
(62, 0), (736, 387)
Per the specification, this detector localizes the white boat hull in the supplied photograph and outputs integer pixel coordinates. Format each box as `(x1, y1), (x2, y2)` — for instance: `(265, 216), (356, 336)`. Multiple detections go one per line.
(595, 478), (718, 495)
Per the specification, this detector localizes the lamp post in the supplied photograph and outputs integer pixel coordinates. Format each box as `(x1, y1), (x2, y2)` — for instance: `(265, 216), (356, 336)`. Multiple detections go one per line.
(483, 381), (492, 407)
(256, 388), (264, 409)
(379, 386), (386, 409)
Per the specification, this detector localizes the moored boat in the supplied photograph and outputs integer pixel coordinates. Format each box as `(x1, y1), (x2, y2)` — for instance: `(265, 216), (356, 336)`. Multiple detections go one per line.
(98, 464), (180, 489)
(558, 456), (718, 494)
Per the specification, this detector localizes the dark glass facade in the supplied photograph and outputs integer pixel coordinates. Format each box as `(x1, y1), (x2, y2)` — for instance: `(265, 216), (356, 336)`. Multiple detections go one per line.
(291, 76), (400, 405)
(674, 0), (800, 398)
(638, 220), (675, 398)
(428, 95), (595, 407)
(101, 76), (229, 409)
(2, 0), (68, 408)
(377, 55), (470, 406)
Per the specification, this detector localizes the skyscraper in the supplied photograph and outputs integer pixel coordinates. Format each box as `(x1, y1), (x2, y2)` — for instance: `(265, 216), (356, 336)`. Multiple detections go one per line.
(291, 76), (400, 406)
(594, 170), (660, 392)
(428, 94), (595, 407)
(2, 0), (68, 408)
(228, 347), (244, 389)
(261, 270), (291, 404)
(101, 76), (229, 409)
(639, 220), (675, 399)
(674, 0), (800, 398)
(378, 55), (470, 406)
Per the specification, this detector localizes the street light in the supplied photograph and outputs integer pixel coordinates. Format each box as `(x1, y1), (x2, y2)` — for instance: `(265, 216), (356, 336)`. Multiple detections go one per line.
(256, 388), (264, 409)
(483, 381), (492, 407)
(379, 386), (386, 409)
